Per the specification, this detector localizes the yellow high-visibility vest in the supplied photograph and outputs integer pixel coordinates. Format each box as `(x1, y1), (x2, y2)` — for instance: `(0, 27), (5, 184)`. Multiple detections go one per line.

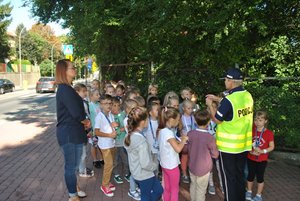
(216, 90), (253, 153)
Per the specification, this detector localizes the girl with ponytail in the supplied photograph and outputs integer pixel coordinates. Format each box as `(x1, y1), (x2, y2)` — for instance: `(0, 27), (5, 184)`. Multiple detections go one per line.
(124, 106), (163, 201)
(158, 107), (189, 201)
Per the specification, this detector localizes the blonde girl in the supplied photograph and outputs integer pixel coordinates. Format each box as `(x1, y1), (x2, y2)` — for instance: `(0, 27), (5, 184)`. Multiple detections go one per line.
(180, 99), (196, 184)
(148, 84), (158, 96)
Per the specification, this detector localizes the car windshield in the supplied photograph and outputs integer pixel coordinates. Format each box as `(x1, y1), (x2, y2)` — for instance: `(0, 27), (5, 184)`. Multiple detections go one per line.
(0, 80), (3, 84)
(39, 77), (55, 82)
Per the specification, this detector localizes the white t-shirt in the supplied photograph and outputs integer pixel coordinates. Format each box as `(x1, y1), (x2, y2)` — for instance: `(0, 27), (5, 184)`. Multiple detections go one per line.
(94, 111), (115, 149)
(145, 119), (159, 154)
(158, 127), (180, 169)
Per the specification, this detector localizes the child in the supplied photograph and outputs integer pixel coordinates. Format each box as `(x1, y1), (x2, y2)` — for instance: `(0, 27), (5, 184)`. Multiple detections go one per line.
(134, 95), (146, 107)
(179, 87), (193, 114)
(88, 89), (104, 168)
(116, 84), (126, 100)
(124, 106), (163, 201)
(124, 90), (138, 101)
(163, 92), (181, 138)
(180, 99), (196, 183)
(188, 109), (219, 201)
(148, 84), (158, 96)
(147, 95), (161, 106)
(94, 94), (118, 197)
(245, 111), (275, 201)
(91, 79), (105, 96)
(105, 85), (116, 97)
(111, 97), (130, 184)
(145, 102), (161, 175)
(74, 83), (94, 179)
(207, 101), (223, 195)
(163, 91), (179, 107)
(158, 107), (188, 201)
(91, 79), (100, 90)
(122, 99), (141, 200)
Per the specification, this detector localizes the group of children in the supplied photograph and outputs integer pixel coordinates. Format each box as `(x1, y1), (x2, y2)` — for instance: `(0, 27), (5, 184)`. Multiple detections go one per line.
(73, 80), (274, 201)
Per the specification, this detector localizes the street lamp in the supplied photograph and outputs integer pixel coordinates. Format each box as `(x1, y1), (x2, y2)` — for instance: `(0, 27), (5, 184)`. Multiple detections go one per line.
(51, 42), (60, 77)
(51, 44), (55, 77)
(18, 27), (26, 88)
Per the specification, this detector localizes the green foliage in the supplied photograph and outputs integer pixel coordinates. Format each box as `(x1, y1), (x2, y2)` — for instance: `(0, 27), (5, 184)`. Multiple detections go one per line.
(0, 0), (12, 60)
(13, 59), (31, 65)
(245, 79), (300, 150)
(28, 0), (300, 149)
(15, 23), (63, 65)
(39, 59), (53, 76)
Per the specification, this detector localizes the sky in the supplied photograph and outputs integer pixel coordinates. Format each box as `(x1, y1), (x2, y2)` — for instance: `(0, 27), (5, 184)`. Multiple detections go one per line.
(4, 0), (69, 36)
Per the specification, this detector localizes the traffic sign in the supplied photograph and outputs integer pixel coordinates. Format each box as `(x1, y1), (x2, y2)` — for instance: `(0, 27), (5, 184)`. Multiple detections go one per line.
(87, 58), (92, 70)
(65, 54), (73, 61)
(63, 44), (73, 55)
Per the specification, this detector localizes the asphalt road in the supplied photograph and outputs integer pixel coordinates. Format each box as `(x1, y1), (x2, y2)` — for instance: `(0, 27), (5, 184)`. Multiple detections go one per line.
(0, 90), (56, 149)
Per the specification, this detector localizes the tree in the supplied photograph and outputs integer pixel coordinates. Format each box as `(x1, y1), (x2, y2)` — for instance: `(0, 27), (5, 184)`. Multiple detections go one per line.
(15, 24), (48, 65)
(27, 0), (300, 80)
(15, 23), (64, 65)
(0, 0), (12, 61)
(39, 59), (52, 76)
(30, 23), (62, 60)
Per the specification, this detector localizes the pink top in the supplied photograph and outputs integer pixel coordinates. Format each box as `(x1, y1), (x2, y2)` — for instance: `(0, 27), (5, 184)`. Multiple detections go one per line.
(188, 129), (219, 177)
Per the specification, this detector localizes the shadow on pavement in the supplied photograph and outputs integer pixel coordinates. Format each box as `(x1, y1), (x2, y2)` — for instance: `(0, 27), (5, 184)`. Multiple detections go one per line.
(3, 93), (56, 128)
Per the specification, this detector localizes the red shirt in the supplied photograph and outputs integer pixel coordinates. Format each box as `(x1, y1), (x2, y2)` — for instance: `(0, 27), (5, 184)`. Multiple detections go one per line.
(247, 127), (274, 162)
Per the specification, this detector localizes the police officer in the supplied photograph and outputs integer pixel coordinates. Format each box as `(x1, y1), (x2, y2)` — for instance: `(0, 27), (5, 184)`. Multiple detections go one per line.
(206, 68), (253, 201)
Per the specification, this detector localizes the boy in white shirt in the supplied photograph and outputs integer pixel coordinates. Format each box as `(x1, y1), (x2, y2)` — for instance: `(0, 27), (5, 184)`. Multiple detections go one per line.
(95, 94), (118, 197)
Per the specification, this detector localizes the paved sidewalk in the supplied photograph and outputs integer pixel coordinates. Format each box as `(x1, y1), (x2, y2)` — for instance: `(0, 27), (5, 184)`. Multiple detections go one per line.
(0, 123), (299, 201)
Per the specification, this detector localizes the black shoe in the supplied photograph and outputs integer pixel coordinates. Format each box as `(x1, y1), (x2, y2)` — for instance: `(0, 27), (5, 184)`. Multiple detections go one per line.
(93, 161), (102, 168)
(99, 160), (105, 165)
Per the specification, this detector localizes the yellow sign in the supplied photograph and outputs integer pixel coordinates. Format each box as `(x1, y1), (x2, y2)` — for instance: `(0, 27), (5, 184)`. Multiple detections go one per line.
(65, 54), (73, 61)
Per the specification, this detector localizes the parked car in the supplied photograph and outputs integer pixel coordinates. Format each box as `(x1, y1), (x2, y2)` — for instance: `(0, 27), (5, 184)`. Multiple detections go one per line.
(0, 79), (15, 94)
(36, 77), (57, 93)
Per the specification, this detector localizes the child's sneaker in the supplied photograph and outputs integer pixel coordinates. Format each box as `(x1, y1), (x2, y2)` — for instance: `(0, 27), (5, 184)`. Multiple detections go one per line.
(79, 168), (94, 178)
(252, 195), (262, 201)
(109, 183), (116, 191)
(77, 186), (87, 198)
(93, 161), (102, 169)
(182, 175), (190, 184)
(124, 174), (131, 182)
(208, 185), (216, 195)
(100, 185), (114, 197)
(245, 191), (252, 201)
(114, 175), (123, 184)
(128, 190), (141, 201)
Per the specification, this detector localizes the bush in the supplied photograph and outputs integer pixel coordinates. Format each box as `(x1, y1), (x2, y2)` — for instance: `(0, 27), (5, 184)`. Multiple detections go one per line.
(13, 60), (32, 65)
(245, 79), (300, 150)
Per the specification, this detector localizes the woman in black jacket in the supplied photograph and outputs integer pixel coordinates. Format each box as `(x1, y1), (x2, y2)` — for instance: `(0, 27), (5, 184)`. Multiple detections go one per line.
(55, 59), (90, 201)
